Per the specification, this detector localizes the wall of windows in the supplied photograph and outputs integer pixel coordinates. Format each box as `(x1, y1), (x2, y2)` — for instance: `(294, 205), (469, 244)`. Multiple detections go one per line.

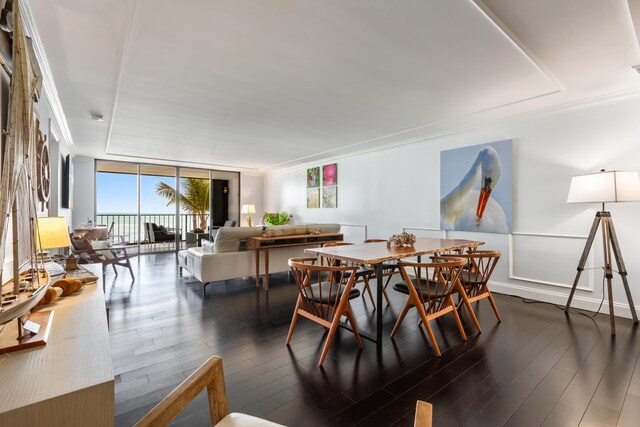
(95, 160), (240, 253)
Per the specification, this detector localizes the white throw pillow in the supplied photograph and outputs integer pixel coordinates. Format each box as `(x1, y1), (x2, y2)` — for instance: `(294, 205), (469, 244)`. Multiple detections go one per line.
(201, 240), (215, 253)
(91, 240), (116, 260)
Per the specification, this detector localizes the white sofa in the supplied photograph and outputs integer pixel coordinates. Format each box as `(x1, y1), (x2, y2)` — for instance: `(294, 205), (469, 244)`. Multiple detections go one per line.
(178, 224), (341, 289)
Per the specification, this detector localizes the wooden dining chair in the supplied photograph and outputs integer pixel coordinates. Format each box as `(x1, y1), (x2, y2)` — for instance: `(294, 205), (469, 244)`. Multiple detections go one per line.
(287, 257), (363, 366)
(364, 239), (402, 305)
(322, 242), (376, 308)
(414, 401), (433, 427)
(444, 250), (502, 324)
(391, 256), (467, 357)
(135, 355), (283, 426)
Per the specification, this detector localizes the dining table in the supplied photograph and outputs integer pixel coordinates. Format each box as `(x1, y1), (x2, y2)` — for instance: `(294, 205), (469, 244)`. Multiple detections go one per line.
(304, 237), (484, 347)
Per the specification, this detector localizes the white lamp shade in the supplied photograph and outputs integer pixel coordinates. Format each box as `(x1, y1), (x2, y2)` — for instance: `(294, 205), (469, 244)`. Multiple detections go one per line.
(241, 204), (256, 214)
(37, 216), (71, 250)
(567, 170), (640, 203)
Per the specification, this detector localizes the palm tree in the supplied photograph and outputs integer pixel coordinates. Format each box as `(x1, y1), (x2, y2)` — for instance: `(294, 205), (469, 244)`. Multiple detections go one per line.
(155, 178), (209, 232)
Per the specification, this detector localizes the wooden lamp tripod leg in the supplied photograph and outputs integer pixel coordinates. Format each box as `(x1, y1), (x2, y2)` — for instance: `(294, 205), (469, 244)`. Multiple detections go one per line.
(604, 214), (639, 324)
(565, 213), (601, 313)
(602, 213), (616, 335)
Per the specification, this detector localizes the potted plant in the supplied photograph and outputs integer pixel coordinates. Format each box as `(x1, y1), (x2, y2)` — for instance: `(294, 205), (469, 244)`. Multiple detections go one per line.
(264, 211), (292, 226)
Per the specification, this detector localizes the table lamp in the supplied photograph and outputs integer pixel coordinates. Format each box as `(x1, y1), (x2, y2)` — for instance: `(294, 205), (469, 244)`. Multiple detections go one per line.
(565, 169), (640, 334)
(241, 204), (256, 227)
(36, 216), (71, 274)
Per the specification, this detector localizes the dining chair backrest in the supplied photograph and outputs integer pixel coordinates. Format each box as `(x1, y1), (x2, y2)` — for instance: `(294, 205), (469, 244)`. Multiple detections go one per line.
(321, 241), (355, 267)
(135, 356), (229, 427)
(397, 257), (466, 314)
(364, 239), (386, 244)
(288, 257), (358, 323)
(442, 250), (500, 298)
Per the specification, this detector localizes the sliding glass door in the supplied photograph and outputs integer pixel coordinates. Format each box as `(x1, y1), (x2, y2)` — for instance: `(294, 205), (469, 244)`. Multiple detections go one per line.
(180, 168), (210, 248)
(140, 164), (178, 253)
(95, 161), (138, 245)
(95, 160), (240, 254)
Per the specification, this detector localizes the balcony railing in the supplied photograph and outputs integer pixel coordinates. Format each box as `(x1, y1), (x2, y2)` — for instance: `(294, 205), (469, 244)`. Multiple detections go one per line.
(96, 213), (204, 244)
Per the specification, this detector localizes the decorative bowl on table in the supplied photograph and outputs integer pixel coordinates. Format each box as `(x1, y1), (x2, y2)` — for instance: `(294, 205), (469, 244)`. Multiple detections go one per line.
(387, 232), (417, 248)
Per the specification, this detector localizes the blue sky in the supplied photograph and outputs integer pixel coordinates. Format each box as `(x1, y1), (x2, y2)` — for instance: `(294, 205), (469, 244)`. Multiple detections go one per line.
(96, 173), (177, 214)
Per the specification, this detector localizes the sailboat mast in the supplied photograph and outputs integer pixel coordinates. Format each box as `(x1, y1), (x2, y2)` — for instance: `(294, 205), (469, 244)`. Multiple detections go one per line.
(12, 197), (19, 295)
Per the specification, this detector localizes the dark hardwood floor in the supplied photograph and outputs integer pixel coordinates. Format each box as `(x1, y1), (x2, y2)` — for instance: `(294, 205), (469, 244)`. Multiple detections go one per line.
(107, 253), (640, 427)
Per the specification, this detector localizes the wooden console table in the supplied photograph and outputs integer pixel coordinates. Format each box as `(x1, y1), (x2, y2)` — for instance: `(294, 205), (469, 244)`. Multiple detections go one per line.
(247, 233), (343, 291)
(0, 264), (114, 426)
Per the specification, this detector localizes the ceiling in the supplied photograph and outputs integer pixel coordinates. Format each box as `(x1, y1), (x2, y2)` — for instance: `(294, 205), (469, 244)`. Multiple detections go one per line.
(27, 0), (640, 172)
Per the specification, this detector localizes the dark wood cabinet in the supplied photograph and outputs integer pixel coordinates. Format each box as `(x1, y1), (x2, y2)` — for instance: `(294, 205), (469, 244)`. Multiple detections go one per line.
(211, 179), (229, 227)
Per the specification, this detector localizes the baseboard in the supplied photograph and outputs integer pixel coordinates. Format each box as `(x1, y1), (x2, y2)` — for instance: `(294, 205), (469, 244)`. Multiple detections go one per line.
(490, 280), (640, 320)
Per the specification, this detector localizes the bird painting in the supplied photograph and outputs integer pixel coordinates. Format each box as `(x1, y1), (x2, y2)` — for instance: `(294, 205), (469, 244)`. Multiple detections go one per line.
(440, 142), (512, 233)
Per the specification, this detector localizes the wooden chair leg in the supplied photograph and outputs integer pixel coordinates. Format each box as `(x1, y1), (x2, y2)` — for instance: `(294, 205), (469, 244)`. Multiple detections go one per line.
(390, 300), (413, 337)
(286, 297), (302, 345)
(319, 314), (342, 366)
(487, 292), (502, 322)
(127, 260), (135, 281)
(414, 298), (442, 357)
(345, 306), (363, 348)
(423, 320), (441, 357)
(112, 264), (118, 275)
(382, 287), (391, 305)
(362, 277), (376, 308)
(449, 296), (467, 341)
(457, 285), (482, 333)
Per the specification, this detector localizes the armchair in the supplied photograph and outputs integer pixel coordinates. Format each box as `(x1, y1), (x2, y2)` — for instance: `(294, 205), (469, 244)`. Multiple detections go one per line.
(144, 222), (179, 243)
(70, 236), (136, 282)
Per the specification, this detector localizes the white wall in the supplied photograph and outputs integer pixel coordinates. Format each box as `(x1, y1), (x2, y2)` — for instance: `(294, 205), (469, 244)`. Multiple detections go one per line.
(241, 174), (264, 226)
(72, 156), (96, 228)
(264, 96), (640, 318)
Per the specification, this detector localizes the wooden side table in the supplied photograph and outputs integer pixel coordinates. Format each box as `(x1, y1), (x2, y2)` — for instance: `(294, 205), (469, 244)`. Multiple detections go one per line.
(247, 233), (344, 291)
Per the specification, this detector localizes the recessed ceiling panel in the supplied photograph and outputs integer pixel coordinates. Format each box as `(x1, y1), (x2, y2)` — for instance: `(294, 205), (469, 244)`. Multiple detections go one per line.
(106, 0), (558, 169)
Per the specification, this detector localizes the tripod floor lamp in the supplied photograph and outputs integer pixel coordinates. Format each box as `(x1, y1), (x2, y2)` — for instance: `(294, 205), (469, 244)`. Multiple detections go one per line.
(565, 169), (640, 335)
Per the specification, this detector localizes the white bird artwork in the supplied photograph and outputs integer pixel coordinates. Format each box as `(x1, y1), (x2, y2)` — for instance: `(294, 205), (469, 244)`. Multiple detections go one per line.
(440, 146), (509, 233)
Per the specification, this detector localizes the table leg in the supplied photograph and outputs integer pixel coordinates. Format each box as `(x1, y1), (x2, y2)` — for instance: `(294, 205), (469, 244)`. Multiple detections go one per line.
(265, 249), (270, 292)
(255, 250), (260, 287)
(376, 263), (383, 345)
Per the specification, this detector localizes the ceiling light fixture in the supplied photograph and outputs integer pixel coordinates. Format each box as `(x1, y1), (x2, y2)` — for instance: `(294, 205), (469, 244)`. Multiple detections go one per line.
(90, 114), (104, 122)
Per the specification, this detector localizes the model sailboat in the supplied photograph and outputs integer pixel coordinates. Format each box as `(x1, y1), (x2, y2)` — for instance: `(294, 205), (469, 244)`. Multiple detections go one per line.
(0, 0), (50, 347)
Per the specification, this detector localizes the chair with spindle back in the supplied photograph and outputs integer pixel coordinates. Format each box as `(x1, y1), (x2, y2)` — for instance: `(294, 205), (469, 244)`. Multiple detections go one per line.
(391, 256), (467, 357)
(443, 250), (502, 325)
(322, 242), (376, 308)
(364, 239), (402, 305)
(287, 257), (363, 366)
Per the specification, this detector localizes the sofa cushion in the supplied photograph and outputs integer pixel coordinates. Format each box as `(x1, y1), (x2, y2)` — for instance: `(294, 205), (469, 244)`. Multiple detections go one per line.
(313, 223), (340, 233)
(213, 227), (263, 253)
(262, 225), (308, 237)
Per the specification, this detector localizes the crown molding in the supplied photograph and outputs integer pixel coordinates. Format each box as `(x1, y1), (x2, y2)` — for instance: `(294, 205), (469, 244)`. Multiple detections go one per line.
(471, 0), (564, 91)
(20, 0), (76, 156)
